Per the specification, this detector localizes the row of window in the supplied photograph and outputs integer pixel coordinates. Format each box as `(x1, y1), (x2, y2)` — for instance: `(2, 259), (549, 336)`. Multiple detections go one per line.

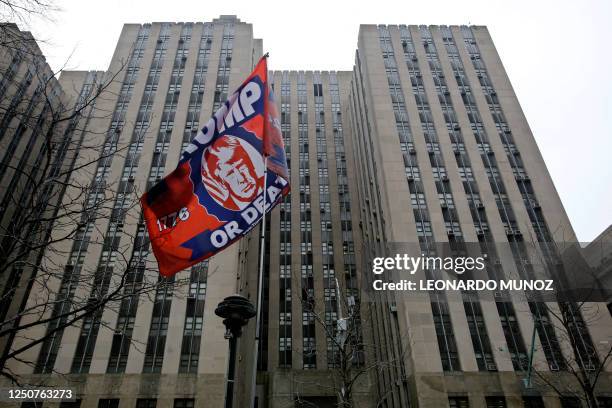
(379, 24), (462, 372)
(34, 25), (152, 374)
(22, 395), (612, 408)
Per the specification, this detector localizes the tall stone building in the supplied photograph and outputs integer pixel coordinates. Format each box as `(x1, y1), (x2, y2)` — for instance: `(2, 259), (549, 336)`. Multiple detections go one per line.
(347, 24), (612, 408)
(0, 23), (103, 362)
(1, 16), (611, 408)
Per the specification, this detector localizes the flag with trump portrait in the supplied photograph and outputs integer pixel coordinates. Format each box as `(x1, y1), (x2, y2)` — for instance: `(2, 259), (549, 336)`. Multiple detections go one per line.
(140, 56), (290, 277)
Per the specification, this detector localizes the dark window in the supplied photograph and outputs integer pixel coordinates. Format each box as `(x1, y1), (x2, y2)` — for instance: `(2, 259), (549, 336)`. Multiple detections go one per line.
(136, 399), (157, 408)
(174, 399), (195, 408)
(60, 402), (82, 408)
(99, 400), (120, 408)
(295, 396), (337, 408)
(485, 396), (506, 408)
(523, 396), (545, 408)
(598, 397), (612, 408)
(560, 397), (582, 408)
(449, 396), (469, 408)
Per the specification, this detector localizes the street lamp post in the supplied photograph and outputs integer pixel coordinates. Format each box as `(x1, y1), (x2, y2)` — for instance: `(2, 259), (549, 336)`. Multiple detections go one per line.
(215, 295), (256, 408)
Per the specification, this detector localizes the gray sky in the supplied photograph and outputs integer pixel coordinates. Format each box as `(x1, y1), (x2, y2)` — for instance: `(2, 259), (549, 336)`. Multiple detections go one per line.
(27, 0), (612, 242)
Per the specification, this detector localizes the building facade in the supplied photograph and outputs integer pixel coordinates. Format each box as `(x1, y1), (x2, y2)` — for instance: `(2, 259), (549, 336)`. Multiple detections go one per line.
(0, 23), (104, 363)
(347, 24), (612, 408)
(1, 17), (611, 408)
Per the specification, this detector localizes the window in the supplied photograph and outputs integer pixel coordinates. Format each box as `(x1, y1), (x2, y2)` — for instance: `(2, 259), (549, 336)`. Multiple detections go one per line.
(522, 397), (545, 408)
(98, 400), (120, 408)
(560, 397), (582, 408)
(279, 312), (291, 325)
(485, 397), (506, 408)
(416, 221), (433, 237)
(173, 399), (194, 408)
(59, 402), (82, 408)
(136, 400), (157, 408)
(598, 397), (612, 408)
(459, 167), (474, 181)
(448, 397), (469, 408)
(411, 193), (426, 207)
(432, 300), (460, 371)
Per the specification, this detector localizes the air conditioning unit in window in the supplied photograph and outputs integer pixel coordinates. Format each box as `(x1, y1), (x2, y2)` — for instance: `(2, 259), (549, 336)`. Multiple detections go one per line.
(486, 364), (497, 371)
(441, 175), (449, 181)
(408, 147), (416, 154)
(493, 291), (503, 298)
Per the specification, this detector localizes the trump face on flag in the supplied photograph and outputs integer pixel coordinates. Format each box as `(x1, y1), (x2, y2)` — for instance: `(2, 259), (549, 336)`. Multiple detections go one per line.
(140, 55), (290, 277)
(201, 135), (265, 211)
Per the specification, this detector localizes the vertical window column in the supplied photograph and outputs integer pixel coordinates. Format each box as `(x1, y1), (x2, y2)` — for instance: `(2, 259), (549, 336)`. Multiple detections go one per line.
(34, 24), (150, 374)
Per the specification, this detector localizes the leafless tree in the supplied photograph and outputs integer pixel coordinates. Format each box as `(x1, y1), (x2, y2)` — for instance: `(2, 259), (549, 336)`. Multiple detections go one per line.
(0, 0), (56, 20)
(291, 279), (409, 408)
(0, 0), (58, 54)
(0, 28), (175, 384)
(524, 235), (612, 408)
(531, 302), (612, 408)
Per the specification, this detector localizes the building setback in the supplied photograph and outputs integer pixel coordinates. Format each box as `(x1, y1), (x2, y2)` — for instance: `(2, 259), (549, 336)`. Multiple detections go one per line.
(0, 16), (611, 408)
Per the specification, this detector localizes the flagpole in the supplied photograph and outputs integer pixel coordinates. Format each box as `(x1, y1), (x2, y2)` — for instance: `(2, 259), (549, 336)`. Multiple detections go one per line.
(250, 155), (268, 408)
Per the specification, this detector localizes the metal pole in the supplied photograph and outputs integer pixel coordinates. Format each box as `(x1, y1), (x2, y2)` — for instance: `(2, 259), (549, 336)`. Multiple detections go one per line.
(216, 295), (256, 408)
(225, 335), (238, 408)
(250, 156), (268, 408)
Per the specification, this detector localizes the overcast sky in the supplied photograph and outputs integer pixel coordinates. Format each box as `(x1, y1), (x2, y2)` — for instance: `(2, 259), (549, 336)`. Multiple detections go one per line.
(25, 0), (612, 242)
